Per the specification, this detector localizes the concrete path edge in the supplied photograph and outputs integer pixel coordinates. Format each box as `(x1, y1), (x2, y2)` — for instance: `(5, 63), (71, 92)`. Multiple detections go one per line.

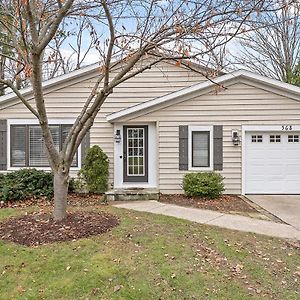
(114, 201), (300, 241)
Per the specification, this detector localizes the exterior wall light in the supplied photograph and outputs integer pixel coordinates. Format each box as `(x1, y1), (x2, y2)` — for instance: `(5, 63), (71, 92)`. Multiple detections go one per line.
(232, 130), (240, 146)
(114, 129), (121, 143)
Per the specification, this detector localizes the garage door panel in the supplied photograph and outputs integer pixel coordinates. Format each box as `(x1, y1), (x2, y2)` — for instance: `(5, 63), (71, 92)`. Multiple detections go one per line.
(268, 152), (283, 159)
(285, 164), (300, 172)
(285, 152), (300, 159)
(245, 131), (300, 194)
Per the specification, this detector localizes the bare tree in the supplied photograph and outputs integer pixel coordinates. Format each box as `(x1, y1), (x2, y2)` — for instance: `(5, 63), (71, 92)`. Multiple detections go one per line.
(0, 0), (288, 220)
(44, 18), (95, 79)
(230, 1), (300, 82)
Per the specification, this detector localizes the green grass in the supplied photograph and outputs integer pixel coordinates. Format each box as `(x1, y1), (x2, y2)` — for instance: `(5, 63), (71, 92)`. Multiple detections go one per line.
(0, 205), (299, 300)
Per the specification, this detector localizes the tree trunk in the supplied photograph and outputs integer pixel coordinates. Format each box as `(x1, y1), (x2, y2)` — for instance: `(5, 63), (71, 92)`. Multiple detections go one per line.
(53, 169), (69, 221)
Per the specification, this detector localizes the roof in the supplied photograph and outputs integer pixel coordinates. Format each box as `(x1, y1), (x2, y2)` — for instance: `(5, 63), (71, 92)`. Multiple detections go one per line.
(106, 69), (300, 122)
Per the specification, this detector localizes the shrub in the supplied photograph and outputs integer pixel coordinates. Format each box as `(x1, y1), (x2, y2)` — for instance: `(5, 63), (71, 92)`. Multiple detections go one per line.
(68, 177), (76, 193)
(0, 169), (54, 202)
(79, 145), (109, 193)
(182, 172), (224, 199)
(71, 173), (88, 194)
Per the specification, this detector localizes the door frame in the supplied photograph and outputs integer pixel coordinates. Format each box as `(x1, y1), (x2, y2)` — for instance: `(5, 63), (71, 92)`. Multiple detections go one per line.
(242, 124), (300, 195)
(123, 125), (149, 183)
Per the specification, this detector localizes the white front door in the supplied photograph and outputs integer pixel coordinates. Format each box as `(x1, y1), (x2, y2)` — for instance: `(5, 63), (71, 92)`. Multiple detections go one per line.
(245, 132), (300, 194)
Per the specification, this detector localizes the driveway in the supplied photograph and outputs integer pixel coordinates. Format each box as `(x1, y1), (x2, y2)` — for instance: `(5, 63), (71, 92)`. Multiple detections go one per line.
(246, 195), (300, 230)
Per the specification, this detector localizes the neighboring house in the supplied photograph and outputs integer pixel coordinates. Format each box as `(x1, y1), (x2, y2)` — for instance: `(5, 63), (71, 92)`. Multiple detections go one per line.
(1, 60), (300, 196)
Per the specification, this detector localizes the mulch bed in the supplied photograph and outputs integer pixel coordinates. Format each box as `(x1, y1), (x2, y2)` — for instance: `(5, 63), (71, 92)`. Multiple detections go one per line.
(67, 193), (104, 206)
(0, 193), (104, 209)
(160, 194), (258, 213)
(0, 211), (119, 246)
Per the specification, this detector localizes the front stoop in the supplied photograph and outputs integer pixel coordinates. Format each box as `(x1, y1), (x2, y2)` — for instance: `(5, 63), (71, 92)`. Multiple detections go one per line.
(105, 188), (160, 201)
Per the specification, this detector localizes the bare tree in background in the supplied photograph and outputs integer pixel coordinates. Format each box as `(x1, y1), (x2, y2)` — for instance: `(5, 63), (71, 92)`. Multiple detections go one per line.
(0, 0), (289, 220)
(230, 1), (300, 82)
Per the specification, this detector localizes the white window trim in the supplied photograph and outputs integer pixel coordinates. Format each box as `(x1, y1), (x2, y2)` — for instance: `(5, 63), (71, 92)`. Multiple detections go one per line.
(7, 119), (81, 171)
(188, 125), (213, 171)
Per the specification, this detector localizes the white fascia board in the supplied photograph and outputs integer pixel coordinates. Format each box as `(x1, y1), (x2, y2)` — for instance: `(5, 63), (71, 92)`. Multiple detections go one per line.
(0, 63), (100, 106)
(237, 70), (300, 95)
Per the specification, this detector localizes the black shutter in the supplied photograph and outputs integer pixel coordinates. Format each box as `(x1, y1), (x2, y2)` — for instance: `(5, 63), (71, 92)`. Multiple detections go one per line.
(179, 125), (188, 170)
(0, 120), (7, 170)
(81, 130), (90, 165)
(213, 125), (223, 171)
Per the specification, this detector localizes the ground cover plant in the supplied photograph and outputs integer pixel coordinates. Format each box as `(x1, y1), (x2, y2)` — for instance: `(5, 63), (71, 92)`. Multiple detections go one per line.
(0, 204), (299, 300)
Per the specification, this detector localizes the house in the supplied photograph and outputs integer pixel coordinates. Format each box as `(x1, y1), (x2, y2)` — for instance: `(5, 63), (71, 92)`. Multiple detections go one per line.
(1, 59), (300, 198)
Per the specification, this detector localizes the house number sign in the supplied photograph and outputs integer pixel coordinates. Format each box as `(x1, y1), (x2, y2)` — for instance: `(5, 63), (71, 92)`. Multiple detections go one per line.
(281, 125), (293, 131)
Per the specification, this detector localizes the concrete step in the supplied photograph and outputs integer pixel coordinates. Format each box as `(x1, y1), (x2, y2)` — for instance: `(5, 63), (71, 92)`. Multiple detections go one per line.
(105, 188), (160, 201)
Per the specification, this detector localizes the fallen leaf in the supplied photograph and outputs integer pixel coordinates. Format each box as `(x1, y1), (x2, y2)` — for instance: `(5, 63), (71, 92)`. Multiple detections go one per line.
(113, 285), (123, 293)
(17, 286), (26, 293)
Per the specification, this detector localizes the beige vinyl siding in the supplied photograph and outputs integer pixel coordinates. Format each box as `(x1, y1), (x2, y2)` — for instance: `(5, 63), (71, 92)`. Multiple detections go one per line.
(0, 61), (205, 178)
(129, 82), (300, 194)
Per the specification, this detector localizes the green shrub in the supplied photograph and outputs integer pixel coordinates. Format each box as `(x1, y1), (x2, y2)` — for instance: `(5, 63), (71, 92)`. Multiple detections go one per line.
(79, 145), (109, 193)
(68, 177), (76, 193)
(0, 169), (54, 201)
(182, 172), (224, 199)
(71, 173), (88, 194)
(0, 173), (4, 186)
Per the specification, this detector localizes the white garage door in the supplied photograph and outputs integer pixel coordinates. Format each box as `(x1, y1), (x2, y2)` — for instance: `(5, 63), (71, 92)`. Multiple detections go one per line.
(245, 132), (300, 194)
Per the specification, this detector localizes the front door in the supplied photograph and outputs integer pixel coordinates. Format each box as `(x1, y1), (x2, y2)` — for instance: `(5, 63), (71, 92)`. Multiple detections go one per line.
(123, 125), (148, 183)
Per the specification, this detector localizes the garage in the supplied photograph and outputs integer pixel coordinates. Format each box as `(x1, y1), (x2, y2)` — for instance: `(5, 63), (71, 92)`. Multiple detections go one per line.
(245, 130), (300, 194)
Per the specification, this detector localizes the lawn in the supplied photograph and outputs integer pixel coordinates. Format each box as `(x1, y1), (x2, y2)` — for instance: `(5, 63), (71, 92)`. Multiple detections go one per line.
(0, 205), (299, 300)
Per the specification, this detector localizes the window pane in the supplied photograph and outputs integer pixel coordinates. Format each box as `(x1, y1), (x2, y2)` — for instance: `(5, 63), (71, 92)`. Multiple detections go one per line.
(127, 128), (145, 176)
(62, 125), (78, 167)
(192, 132), (209, 167)
(11, 126), (26, 167)
(29, 126), (60, 166)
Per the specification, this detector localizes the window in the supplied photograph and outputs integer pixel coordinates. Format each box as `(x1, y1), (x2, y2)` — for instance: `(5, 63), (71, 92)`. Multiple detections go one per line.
(288, 135), (299, 143)
(10, 126), (26, 167)
(192, 131), (210, 167)
(251, 135), (263, 143)
(188, 126), (213, 170)
(270, 135), (281, 143)
(10, 124), (78, 167)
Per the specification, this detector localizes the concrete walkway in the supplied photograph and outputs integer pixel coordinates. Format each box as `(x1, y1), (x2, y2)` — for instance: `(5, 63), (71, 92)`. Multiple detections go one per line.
(114, 201), (300, 240)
